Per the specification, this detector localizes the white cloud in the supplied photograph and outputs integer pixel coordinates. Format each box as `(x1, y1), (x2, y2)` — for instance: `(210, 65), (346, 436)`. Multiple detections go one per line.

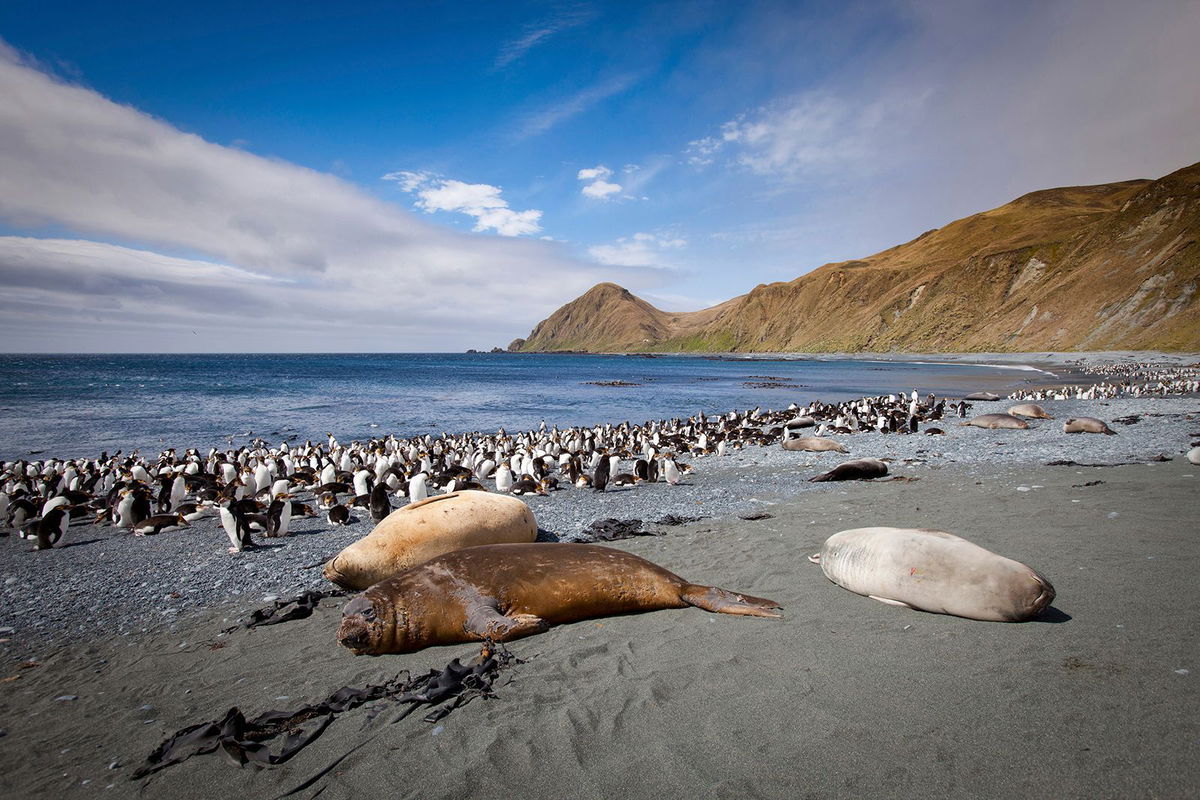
(385, 172), (542, 237)
(494, 5), (595, 69)
(0, 44), (594, 350)
(515, 73), (638, 139)
(587, 232), (686, 267)
(576, 164), (622, 200)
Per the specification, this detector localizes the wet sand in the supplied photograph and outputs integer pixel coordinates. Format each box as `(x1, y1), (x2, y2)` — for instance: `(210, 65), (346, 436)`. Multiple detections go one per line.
(2, 458), (1197, 799)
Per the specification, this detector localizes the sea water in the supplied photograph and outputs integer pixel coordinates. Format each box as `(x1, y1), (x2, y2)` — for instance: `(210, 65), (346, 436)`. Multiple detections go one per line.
(0, 353), (1050, 459)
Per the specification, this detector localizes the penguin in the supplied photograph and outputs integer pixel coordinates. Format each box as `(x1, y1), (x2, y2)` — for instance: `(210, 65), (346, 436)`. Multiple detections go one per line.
(133, 513), (190, 536)
(219, 503), (255, 553)
(408, 473), (429, 504)
(662, 456), (682, 486)
(495, 465), (514, 494)
(610, 473), (640, 487)
(266, 493), (292, 538)
(369, 483), (391, 523)
(509, 479), (547, 496)
(592, 452), (611, 492)
(34, 506), (71, 549)
(327, 503), (353, 526)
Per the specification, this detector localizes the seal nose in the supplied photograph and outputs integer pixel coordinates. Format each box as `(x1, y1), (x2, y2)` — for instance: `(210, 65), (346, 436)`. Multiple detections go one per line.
(322, 556), (343, 585)
(336, 616), (372, 653)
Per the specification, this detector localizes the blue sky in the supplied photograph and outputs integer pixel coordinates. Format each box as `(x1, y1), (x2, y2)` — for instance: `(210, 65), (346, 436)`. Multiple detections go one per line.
(0, 0), (1197, 351)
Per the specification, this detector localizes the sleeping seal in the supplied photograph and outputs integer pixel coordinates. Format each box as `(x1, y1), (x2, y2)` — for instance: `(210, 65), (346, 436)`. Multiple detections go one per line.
(1008, 403), (1053, 420)
(962, 413), (1029, 430)
(1063, 417), (1117, 435)
(336, 543), (782, 655)
(962, 392), (1001, 401)
(324, 490), (536, 590)
(809, 527), (1054, 622)
(782, 437), (848, 453)
(809, 457), (887, 482)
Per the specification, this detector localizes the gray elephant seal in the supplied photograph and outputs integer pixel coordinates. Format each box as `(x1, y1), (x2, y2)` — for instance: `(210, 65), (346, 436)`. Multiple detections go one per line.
(963, 391), (1001, 401)
(1008, 403), (1052, 419)
(809, 457), (887, 482)
(1063, 417), (1117, 435)
(782, 436), (847, 453)
(809, 527), (1055, 622)
(962, 413), (1029, 430)
(337, 543), (782, 655)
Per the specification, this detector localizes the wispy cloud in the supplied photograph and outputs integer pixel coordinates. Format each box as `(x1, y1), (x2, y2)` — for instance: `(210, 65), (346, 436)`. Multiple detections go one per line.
(494, 4), (595, 69)
(588, 232), (686, 268)
(514, 73), (638, 140)
(383, 171), (542, 236)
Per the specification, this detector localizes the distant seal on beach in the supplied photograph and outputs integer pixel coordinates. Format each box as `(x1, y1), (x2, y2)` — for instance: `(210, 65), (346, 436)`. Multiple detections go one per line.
(809, 527), (1055, 622)
(1063, 417), (1117, 435)
(336, 542), (782, 655)
(809, 457), (888, 482)
(323, 490), (537, 590)
(1008, 403), (1053, 419)
(962, 413), (1030, 430)
(962, 392), (1001, 401)
(782, 436), (847, 453)
(1188, 446), (1200, 465)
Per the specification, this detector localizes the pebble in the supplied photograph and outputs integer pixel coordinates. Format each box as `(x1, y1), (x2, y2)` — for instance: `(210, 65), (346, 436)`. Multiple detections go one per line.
(55, 695), (78, 702)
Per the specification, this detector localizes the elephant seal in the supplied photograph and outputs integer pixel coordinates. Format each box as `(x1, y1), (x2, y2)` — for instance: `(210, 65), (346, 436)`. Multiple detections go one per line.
(336, 543), (782, 655)
(1063, 417), (1117, 435)
(323, 490), (537, 590)
(782, 436), (847, 453)
(809, 457), (888, 482)
(962, 391), (1001, 401)
(962, 413), (1029, 430)
(1008, 403), (1052, 419)
(809, 527), (1054, 622)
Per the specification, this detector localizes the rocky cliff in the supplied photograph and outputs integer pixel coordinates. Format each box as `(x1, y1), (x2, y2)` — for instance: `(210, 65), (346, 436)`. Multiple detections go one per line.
(515, 161), (1200, 352)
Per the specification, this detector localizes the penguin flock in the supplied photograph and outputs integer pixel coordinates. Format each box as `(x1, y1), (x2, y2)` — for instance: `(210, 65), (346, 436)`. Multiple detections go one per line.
(2, 359), (1195, 553)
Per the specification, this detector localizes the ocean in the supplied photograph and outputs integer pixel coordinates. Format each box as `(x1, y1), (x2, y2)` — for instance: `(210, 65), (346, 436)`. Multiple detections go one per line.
(0, 353), (1052, 459)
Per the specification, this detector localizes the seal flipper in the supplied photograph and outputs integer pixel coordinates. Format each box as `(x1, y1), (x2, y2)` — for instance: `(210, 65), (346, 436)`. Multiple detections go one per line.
(464, 606), (549, 642)
(868, 595), (913, 609)
(681, 585), (782, 618)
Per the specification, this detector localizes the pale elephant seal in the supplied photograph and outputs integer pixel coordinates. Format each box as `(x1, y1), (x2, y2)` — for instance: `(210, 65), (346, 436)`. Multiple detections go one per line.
(809, 527), (1055, 622)
(323, 490), (536, 590)
(1008, 403), (1053, 419)
(782, 436), (848, 453)
(809, 457), (888, 482)
(1063, 417), (1116, 435)
(1188, 446), (1200, 466)
(336, 543), (782, 655)
(963, 391), (1001, 401)
(962, 413), (1029, 430)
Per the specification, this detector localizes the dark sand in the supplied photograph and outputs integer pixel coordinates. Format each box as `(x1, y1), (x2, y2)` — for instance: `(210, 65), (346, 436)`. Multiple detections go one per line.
(2, 458), (1197, 798)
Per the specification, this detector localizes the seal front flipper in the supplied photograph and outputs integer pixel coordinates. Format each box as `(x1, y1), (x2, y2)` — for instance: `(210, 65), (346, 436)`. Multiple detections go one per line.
(464, 606), (549, 642)
(680, 585), (782, 618)
(868, 595), (914, 609)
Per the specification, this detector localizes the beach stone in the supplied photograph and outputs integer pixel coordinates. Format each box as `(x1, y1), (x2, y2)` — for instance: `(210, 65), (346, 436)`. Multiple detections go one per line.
(55, 695), (78, 702)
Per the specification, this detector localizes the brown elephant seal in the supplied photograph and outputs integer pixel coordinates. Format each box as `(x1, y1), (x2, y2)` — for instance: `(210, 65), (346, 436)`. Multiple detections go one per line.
(809, 527), (1054, 622)
(782, 436), (848, 453)
(1063, 417), (1116, 435)
(1008, 403), (1052, 419)
(809, 457), (888, 482)
(323, 490), (536, 590)
(962, 413), (1029, 430)
(962, 391), (1001, 401)
(336, 543), (782, 655)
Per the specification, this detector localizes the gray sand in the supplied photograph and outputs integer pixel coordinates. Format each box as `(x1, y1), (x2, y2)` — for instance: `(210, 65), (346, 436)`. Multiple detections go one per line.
(2, 447), (1198, 797)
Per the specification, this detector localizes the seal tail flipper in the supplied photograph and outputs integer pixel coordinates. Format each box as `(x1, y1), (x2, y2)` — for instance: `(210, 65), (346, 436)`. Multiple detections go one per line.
(868, 595), (913, 609)
(682, 585), (782, 618)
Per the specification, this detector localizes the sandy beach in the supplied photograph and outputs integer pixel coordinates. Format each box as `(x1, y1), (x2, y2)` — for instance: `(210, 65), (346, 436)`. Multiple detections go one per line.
(2, 380), (1198, 799)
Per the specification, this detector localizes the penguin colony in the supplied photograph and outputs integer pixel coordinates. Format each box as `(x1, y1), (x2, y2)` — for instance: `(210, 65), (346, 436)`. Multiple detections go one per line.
(2, 361), (1196, 551)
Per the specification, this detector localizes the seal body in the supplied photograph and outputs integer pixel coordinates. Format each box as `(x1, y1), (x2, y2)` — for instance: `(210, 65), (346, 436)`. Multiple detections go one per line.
(962, 392), (1001, 401)
(337, 543), (782, 655)
(324, 490), (537, 590)
(1008, 403), (1052, 419)
(1063, 417), (1116, 435)
(963, 413), (1029, 430)
(809, 457), (887, 482)
(811, 527), (1054, 622)
(782, 437), (847, 453)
